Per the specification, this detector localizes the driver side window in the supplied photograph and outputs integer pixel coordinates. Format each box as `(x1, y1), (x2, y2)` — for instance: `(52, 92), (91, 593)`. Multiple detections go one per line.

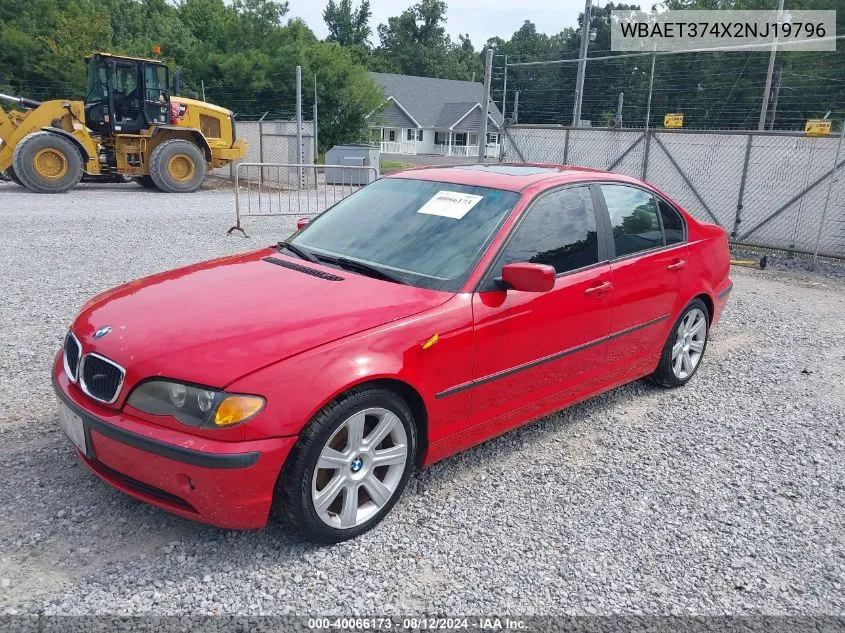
(496, 186), (600, 277)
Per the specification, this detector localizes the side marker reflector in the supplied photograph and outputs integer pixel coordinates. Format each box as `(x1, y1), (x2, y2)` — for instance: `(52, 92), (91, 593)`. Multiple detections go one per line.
(421, 333), (439, 350)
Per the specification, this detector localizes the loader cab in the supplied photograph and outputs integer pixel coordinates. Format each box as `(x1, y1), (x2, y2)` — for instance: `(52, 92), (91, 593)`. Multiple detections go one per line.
(84, 53), (170, 136)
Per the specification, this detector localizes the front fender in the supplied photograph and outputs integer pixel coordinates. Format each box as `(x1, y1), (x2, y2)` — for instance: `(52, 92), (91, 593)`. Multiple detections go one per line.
(226, 295), (476, 444)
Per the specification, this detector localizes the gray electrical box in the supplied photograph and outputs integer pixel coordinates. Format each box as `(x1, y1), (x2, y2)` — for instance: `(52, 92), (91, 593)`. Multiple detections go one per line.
(325, 144), (380, 185)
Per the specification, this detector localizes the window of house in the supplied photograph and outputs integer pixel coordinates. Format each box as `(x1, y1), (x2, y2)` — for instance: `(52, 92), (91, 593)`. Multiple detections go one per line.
(407, 129), (414, 141)
(658, 198), (685, 245)
(417, 129), (424, 141)
(388, 130), (396, 142)
(496, 187), (599, 276)
(454, 132), (467, 146)
(601, 185), (663, 257)
(487, 133), (499, 144)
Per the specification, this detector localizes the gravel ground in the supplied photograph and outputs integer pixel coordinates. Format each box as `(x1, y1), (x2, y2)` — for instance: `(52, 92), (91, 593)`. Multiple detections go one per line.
(0, 180), (844, 616)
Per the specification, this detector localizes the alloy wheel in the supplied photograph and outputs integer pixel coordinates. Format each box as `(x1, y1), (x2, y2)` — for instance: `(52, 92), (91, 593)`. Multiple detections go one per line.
(671, 307), (707, 380)
(311, 407), (408, 529)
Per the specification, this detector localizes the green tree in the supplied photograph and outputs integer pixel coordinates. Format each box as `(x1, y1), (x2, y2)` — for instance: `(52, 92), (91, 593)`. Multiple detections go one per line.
(371, 0), (482, 80)
(323, 0), (371, 47)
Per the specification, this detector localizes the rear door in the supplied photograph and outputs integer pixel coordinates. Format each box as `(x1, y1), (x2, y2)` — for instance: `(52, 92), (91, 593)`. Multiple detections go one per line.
(597, 183), (688, 367)
(469, 185), (613, 427)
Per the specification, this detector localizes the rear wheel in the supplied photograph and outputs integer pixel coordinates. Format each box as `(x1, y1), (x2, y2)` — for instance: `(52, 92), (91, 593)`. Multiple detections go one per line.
(650, 298), (710, 388)
(149, 139), (207, 193)
(276, 386), (417, 543)
(12, 131), (84, 193)
(133, 175), (158, 189)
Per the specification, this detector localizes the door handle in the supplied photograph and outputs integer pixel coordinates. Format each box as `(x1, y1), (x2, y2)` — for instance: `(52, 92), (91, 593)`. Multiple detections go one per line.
(584, 281), (612, 296)
(667, 259), (687, 271)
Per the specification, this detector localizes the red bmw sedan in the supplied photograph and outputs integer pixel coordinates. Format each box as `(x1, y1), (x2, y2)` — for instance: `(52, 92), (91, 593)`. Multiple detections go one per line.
(53, 164), (731, 542)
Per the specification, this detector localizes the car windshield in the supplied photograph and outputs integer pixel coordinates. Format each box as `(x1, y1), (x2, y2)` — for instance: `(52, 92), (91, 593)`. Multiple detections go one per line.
(291, 178), (521, 292)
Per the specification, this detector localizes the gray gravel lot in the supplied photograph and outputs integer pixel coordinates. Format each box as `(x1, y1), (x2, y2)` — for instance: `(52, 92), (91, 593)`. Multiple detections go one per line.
(0, 180), (844, 616)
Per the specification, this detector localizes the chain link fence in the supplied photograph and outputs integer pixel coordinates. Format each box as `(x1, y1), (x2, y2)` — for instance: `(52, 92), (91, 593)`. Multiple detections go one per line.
(504, 125), (845, 259)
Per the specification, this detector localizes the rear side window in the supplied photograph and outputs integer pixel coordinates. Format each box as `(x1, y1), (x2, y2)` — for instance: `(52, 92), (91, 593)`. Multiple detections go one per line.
(601, 184), (663, 257)
(497, 186), (599, 275)
(658, 198), (685, 245)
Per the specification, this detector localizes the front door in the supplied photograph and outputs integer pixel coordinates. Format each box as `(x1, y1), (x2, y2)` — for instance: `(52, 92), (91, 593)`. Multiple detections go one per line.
(142, 63), (170, 127)
(470, 185), (613, 428)
(597, 184), (687, 367)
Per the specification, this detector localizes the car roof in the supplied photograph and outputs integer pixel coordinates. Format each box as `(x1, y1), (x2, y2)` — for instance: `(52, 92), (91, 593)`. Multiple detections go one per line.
(384, 163), (643, 192)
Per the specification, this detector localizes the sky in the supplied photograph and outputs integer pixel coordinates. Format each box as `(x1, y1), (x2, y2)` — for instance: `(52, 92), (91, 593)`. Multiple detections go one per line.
(286, 0), (588, 47)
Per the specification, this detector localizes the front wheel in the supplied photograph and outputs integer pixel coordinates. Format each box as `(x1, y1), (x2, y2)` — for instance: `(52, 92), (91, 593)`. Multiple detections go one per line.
(650, 298), (710, 388)
(276, 386), (417, 543)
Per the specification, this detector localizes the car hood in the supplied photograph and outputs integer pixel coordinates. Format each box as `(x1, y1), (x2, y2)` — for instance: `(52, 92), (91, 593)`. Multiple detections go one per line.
(72, 248), (451, 389)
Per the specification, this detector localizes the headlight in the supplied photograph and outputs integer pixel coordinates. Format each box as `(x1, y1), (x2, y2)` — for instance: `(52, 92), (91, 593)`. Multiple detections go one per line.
(127, 380), (264, 428)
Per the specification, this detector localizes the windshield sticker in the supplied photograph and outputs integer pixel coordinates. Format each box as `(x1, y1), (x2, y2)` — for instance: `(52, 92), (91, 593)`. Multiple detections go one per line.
(417, 191), (483, 219)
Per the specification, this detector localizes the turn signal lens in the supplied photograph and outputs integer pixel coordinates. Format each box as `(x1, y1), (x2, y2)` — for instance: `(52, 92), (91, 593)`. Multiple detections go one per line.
(214, 396), (265, 427)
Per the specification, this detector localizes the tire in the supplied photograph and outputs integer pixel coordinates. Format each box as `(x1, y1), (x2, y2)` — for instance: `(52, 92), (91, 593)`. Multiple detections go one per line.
(650, 298), (710, 388)
(12, 131), (84, 193)
(133, 175), (158, 189)
(276, 385), (418, 543)
(148, 139), (207, 193)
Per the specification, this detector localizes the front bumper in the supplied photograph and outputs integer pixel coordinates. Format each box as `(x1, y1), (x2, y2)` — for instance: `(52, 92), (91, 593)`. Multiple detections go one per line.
(53, 366), (296, 529)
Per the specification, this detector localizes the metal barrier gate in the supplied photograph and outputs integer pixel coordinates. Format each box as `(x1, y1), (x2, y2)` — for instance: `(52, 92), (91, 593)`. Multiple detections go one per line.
(228, 163), (378, 236)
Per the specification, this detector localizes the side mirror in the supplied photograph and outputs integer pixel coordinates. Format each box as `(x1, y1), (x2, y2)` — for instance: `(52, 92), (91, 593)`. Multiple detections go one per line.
(296, 217), (310, 230)
(500, 263), (555, 293)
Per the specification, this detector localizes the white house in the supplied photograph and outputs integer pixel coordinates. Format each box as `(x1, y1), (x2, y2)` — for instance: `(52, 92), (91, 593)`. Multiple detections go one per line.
(369, 72), (504, 159)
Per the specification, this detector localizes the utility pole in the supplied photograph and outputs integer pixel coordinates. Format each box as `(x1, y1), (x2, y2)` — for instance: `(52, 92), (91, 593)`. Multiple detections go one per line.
(501, 55), (508, 123)
(572, 0), (592, 127)
(478, 48), (494, 163)
(759, 0), (785, 131)
(768, 68), (782, 131)
(201, 80), (206, 102)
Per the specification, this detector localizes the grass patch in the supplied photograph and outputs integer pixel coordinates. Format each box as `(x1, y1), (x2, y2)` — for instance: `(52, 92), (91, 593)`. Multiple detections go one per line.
(380, 159), (415, 172)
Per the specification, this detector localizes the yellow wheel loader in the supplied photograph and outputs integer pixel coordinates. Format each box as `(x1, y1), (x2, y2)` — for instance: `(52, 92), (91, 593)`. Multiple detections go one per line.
(0, 52), (246, 193)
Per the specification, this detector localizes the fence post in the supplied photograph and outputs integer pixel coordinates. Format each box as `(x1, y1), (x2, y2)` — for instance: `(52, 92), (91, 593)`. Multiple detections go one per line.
(296, 65), (303, 188)
(258, 111), (268, 164)
(563, 129), (570, 165)
(733, 134), (754, 238)
(811, 125), (845, 270)
(258, 111), (268, 188)
(641, 51), (656, 180)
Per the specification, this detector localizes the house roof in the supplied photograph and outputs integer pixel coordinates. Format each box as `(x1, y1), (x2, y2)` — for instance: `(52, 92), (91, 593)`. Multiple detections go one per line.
(370, 72), (504, 130)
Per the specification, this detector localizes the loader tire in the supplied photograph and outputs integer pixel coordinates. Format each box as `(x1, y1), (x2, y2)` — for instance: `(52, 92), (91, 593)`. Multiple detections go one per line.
(149, 139), (207, 193)
(133, 175), (158, 189)
(13, 131), (84, 194)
